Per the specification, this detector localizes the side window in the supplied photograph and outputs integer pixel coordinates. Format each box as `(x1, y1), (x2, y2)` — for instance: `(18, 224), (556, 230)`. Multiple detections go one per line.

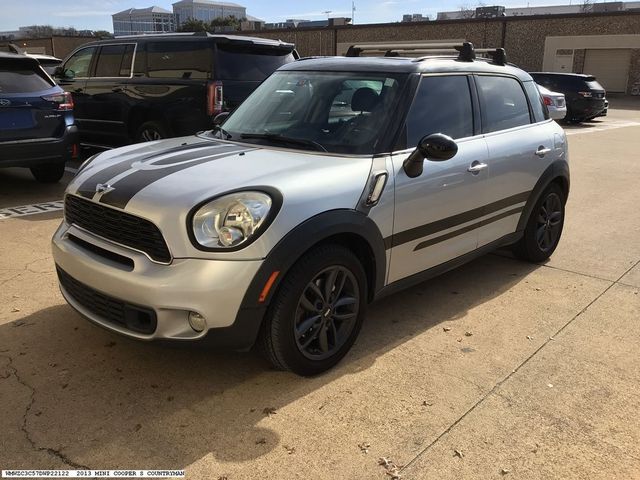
(406, 75), (474, 146)
(523, 81), (549, 122)
(94, 44), (134, 78)
(476, 75), (531, 133)
(63, 47), (97, 78)
(147, 42), (212, 79)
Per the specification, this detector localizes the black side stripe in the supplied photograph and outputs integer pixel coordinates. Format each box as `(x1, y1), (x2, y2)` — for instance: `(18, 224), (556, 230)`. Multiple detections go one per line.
(76, 141), (222, 198)
(385, 190), (530, 249)
(99, 146), (252, 209)
(414, 206), (523, 251)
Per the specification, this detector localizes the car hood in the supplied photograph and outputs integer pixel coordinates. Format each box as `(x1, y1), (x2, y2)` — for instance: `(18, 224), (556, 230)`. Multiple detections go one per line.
(65, 135), (374, 260)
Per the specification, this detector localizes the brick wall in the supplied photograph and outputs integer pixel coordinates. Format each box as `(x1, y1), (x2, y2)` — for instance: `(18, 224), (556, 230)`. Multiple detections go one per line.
(247, 11), (640, 72)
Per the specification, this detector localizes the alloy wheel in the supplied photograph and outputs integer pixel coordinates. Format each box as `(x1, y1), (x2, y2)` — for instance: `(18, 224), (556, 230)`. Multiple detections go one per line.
(294, 266), (360, 360)
(140, 128), (163, 142)
(535, 192), (563, 252)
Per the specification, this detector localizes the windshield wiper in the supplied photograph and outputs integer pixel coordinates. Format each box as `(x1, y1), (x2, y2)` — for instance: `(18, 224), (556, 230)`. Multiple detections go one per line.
(211, 125), (232, 140)
(240, 133), (327, 152)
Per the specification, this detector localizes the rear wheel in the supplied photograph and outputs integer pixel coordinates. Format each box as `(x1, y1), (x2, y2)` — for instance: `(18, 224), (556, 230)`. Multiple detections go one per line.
(135, 121), (169, 143)
(30, 163), (65, 183)
(513, 183), (565, 263)
(258, 244), (367, 376)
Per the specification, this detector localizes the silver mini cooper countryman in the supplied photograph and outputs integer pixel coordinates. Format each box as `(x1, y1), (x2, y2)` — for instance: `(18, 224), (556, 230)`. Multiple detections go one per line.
(53, 43), (569, 375)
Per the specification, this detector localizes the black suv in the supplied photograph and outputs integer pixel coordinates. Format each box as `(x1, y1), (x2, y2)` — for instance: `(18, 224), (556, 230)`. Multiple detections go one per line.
(530, 72), (606, 123)
(54, 33), (297, 147)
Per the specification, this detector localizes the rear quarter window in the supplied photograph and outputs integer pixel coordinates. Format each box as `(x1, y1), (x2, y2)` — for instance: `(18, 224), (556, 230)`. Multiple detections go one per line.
(147, 41), (212, 79)
(215, 45), (295, 81)
(0, 65), (53, 93)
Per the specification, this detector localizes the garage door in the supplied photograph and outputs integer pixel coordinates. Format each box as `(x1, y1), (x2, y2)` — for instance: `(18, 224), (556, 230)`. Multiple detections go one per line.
(584, 49), (631, 93)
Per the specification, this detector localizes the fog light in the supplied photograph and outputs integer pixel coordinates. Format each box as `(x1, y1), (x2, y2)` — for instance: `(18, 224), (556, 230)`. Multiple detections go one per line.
(188, 311), (206, 332)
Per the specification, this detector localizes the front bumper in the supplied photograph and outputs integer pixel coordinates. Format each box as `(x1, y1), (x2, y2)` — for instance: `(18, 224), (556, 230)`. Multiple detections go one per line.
(52, 221), (264, 349)
(0, 125), (78, 168)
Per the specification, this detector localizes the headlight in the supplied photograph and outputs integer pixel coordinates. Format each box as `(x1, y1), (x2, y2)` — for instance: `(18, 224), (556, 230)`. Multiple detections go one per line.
(192, 191), (273, 249)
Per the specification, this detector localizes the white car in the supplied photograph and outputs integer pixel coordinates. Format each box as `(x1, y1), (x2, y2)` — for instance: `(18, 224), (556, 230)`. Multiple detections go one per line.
(537, 84), (567, 121)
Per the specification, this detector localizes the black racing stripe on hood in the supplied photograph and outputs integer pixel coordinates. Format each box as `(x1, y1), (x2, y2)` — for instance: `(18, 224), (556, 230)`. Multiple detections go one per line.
(75, 141), (221, 199)
(98, 146), (253, 209)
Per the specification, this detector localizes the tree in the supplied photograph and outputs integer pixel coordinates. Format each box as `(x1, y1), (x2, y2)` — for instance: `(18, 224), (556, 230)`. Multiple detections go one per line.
(210, 15), (245, 31)
(458, 5), (475, 18)
(92, 30), (114, 39)
(177, 18), (208, 32)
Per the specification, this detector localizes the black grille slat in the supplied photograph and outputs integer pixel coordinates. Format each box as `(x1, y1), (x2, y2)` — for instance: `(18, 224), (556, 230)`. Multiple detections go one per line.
(64, 195), (171, 263)
(57, 267), (157, 334)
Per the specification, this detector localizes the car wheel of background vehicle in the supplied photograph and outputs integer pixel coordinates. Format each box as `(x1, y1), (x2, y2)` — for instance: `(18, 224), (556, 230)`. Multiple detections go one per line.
(258, 244), (367, 376)
(135, 121), (169, 143)
(30, 163), (65, 183)
(513, 183), (565, 263)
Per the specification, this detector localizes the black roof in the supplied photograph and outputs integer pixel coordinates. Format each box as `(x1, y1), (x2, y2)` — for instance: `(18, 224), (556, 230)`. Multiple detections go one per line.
(80, 33), (294, 49)
(280, 56), (533, 81)
(530, 72), (596, 79)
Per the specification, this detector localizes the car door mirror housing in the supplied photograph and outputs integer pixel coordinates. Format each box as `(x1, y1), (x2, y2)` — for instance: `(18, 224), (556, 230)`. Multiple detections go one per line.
(403, 133), (458, 178)
(53, 66), (63, 77)
(213, 111), (230, 125)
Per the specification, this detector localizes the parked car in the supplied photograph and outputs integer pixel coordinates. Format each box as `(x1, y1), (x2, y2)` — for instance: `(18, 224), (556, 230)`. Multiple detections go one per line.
(536, 84), (566, 121)
(54, 33), (298, 148)
(29, 53), (63, 76)
(530, 72), (606, 123)
(0, 52), (78, 182)
(53, 43), (569, 375)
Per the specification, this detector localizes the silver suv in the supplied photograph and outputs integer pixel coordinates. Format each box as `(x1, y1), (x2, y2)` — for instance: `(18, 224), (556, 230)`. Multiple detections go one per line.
(53, 43), (569, 375)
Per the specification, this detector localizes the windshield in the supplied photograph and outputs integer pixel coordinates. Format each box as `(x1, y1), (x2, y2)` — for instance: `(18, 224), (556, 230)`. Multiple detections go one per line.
(216, 71), (407, 154)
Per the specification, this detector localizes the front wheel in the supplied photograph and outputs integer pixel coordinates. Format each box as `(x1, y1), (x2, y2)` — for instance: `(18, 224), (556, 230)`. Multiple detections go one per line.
(30, 163), (65, 183)
(513, 183), (565, 262)
(258, 244), (367, 376)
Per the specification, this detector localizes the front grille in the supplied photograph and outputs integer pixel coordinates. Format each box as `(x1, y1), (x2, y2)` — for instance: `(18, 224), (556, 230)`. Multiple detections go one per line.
(64, 195), (171, 263)
(57, 267), (157, 334)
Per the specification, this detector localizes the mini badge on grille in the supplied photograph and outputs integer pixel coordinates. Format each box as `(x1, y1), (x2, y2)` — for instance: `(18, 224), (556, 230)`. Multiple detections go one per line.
(95, 183), (115, 194)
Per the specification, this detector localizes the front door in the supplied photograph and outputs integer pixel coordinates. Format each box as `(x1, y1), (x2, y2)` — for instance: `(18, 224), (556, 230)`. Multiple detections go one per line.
(57, 46), (97, 126)
(388, 74), (488, 283)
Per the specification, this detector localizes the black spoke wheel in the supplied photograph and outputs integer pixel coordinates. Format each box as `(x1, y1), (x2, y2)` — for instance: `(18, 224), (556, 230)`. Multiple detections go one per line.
(258, 244), (367, 376)
(295, 266), (359, 361)
(135, 121), (169, 144)
(513, 183), (565, 262)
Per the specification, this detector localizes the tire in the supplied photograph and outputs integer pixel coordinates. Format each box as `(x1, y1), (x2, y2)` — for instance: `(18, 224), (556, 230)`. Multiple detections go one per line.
(513, 183), (565, 263)
(30, 163), (65, 183)
(135, 121), (169, 143)
(258, 244), (367, 376)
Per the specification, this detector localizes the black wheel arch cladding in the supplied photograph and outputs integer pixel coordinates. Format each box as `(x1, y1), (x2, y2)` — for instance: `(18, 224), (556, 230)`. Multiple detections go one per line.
(239, 209), (387, 312)
(517, 159), (570, 232)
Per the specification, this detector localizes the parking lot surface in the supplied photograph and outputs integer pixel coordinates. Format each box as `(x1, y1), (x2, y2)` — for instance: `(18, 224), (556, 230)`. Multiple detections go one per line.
(1, 99), (639, 479)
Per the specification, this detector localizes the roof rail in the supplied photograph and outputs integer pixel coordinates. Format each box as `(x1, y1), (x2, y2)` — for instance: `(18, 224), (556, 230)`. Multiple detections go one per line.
(345, 41), (508, 66)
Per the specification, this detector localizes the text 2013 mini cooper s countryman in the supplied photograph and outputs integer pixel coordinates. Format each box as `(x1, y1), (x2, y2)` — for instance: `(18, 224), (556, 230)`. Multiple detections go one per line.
(53, 43), (569, 375)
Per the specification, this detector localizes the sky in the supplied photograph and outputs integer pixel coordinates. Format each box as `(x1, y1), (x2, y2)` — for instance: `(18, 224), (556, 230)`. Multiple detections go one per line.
(1, 0), (576, 32)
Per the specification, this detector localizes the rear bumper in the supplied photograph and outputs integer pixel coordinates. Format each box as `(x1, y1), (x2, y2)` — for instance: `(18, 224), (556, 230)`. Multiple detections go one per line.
(0, 125), (78, 168)
(568, 98), (606, 120)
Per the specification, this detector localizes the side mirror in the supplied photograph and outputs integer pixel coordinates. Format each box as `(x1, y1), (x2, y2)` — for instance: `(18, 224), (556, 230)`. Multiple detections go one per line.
(403, 133), (458, 178)
(53, 66), (63, 77)
(213, 111), (229, 125)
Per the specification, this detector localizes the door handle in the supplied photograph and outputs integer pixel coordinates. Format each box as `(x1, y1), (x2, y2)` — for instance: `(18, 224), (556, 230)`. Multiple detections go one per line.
(536, 146), (552, 157)
(467, 161), (488, 174)
(112, 87), (124, 93)
(73, 88), (83, 93)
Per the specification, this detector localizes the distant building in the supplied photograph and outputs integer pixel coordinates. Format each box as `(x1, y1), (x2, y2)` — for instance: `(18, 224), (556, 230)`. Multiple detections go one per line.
(402, 13), (428, 22)
(264, 17), (351, 29)
(112, 7), (176, 36)
(437, 1), (640, 19)
(172, 0), (246, 28)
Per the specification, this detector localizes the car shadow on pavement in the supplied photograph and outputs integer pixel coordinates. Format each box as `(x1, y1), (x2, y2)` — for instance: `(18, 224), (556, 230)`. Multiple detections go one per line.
(0, 253), (538, 470)
(0, 168), (72, 209)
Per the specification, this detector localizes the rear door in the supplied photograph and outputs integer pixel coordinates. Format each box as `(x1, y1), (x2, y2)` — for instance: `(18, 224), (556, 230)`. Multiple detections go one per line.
(0, 59), (65, 142)
(474, 75), (556, 247)
(81, 43), (136, 146)
(213, 43), (296, 111)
